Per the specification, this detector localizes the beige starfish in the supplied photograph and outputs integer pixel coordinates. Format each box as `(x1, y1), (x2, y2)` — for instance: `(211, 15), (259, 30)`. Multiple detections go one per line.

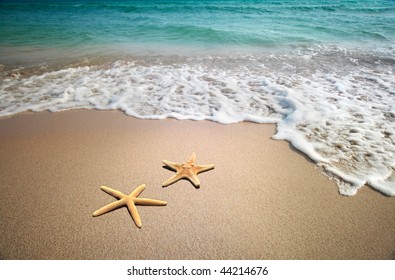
(162, 152), (215, 188)
(92, 184), (167, 228)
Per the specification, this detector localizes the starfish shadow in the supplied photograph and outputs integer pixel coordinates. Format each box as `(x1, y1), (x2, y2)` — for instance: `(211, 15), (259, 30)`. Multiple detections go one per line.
(162, 165), (175, 172)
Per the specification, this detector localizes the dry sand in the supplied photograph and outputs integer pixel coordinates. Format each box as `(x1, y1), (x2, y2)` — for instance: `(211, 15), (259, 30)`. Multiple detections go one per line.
(0, 109), (394, 260)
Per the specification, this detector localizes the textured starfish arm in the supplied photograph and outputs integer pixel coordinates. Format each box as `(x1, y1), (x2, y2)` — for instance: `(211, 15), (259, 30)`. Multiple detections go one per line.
(162, 160), (180, 171)
(162, 173), (182, 187)
(92, 199), (126, 217)
(101, 186), (125, 199)
(188, 174), (201, 187)
(134, 198), (167, 206)
(126, 201), (142, 228)
(131, 184), (146, 197)
(196, 164), (215, 173)
(189, 152), (197, 163)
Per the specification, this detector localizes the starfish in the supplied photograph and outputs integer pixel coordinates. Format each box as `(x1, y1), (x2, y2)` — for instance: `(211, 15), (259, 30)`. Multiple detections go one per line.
(92, 184), (167, 228)
(162, 152), (215, 188)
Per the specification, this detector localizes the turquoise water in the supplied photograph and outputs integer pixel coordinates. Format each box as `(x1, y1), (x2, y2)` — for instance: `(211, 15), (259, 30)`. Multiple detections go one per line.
(1, 0), (394, 53)
(1, 1), (395, 196)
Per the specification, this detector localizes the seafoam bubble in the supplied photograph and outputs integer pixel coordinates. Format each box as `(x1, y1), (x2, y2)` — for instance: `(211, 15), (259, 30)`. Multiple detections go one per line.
(0, 51), (394, 196)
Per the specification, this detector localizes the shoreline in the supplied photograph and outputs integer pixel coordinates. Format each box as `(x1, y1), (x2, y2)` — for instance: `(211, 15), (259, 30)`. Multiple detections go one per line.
(0, 109), (394, 259)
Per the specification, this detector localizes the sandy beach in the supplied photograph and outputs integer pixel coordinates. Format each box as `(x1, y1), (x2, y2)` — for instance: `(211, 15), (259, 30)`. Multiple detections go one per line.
(0, 109), (394, 260)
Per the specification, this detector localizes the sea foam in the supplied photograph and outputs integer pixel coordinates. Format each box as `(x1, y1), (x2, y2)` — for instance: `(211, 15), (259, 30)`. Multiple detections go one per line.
(1, 48), (394, 196)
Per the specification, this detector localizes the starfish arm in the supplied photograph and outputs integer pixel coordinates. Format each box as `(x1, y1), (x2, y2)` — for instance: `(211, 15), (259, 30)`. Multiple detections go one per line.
(162, 160), (180, 171)
(101, 186), (126, 199)
(134, 198), (167, 206)
(196, 164), (215, 174)
(130, 184), (146, 197)
(162, 173), (183, 187)
(189, 152), (196, 164)
(92, 199), (126, 217)
(126, 201), (142, 228)
(188, 174), (201, 188)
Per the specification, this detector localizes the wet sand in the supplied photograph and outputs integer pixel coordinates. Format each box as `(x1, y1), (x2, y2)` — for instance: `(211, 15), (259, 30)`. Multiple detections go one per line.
(0, 110), (394, 259)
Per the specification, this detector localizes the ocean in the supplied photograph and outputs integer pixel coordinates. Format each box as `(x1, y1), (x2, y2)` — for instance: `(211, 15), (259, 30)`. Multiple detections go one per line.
(0, 0), (394, 196)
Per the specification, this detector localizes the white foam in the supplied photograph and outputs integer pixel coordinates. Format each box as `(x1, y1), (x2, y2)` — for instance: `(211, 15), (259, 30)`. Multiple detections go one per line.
(1, 50), (394, 196)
